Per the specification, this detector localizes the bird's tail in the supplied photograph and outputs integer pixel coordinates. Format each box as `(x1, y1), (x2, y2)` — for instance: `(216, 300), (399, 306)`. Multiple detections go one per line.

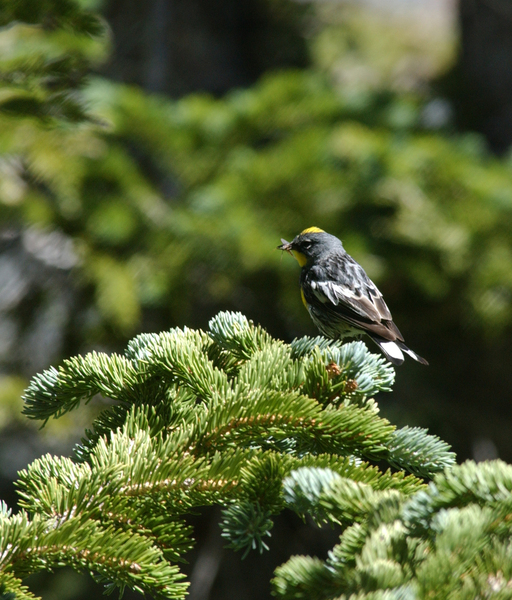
(399, 343), (429, 365)
(371, 337), (429, 366)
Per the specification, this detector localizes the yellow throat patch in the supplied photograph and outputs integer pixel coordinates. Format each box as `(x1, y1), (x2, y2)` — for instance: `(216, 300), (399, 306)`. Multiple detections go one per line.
(292, 250), (308, 266)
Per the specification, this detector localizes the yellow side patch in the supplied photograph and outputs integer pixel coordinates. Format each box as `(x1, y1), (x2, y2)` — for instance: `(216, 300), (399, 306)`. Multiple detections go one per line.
(300, 226), (324, 235)
(300, 287), (308, 308)
(292, 249), (308, 267)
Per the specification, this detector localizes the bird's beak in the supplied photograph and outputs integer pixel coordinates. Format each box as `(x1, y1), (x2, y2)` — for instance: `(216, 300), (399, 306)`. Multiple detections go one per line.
(278, 238), (293, 253)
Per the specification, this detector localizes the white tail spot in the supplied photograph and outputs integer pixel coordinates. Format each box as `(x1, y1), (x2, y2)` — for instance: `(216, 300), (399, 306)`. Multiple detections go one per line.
(380, 341), (404, 362)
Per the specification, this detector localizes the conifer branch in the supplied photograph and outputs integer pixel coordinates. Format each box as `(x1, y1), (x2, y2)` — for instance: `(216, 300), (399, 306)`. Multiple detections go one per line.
(12, 311), (459, 597)
(273, 461), (512, 599)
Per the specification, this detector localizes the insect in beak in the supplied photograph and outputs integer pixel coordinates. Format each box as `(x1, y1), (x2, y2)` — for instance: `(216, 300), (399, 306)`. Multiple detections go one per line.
(277, 238), (293, 253)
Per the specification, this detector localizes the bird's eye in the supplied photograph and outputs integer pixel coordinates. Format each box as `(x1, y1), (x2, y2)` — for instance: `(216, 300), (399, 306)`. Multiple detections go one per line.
(303, 242), (312, 250)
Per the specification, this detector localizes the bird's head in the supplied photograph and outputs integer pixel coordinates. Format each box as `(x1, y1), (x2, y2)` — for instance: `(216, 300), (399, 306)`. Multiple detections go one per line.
(278, 227), (343, 266)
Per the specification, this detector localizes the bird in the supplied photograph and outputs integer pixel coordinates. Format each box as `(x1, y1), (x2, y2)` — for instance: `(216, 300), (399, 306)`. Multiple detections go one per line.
(278, 227), (428, 366)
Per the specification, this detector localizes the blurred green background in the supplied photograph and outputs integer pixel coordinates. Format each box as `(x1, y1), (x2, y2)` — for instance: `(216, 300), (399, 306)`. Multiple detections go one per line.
(1, 0), (512, 598)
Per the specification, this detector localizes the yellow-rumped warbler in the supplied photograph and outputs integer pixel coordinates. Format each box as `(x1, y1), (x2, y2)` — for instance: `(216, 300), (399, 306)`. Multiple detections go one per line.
(279, 227), (428, 366)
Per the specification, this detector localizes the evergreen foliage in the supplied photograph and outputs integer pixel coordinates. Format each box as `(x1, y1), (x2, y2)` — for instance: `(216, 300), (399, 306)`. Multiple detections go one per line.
(274, 460), (512, 599)
(1, 312), (455, 598)
(0, 0), (107, 123)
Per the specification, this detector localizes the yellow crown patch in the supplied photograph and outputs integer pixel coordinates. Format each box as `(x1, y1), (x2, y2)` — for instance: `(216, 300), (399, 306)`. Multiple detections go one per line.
(300, 226), (324, 235)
